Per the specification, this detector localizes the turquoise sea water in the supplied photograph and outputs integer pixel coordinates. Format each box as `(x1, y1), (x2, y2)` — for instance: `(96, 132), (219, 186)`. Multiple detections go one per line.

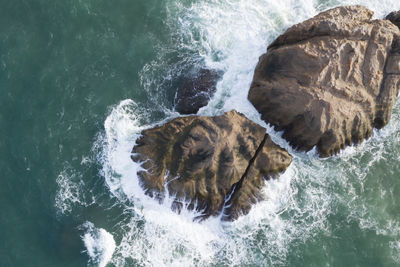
(1, 0), (400, 266)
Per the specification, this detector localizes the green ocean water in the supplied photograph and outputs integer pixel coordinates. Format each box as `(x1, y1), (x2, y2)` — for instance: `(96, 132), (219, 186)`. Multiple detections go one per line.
(1, 0), (400, 266)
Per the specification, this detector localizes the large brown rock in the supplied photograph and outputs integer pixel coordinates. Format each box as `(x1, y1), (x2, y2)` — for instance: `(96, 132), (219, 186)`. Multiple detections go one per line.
(131, 110), (292, 221)
(249, 6), (400, 157)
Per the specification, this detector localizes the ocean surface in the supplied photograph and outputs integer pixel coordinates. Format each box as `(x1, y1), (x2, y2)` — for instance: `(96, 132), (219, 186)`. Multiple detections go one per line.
(1, 0), (400, 266)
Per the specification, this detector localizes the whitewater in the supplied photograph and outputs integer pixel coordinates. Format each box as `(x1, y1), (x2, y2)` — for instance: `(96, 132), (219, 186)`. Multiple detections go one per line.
(55, 0), (400, 266)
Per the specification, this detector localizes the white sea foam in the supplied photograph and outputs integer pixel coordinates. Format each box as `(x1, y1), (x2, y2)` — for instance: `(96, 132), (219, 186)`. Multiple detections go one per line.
(88, 0), (400, 266)
(390, 241), (400, 263)
(81, 221), (116, 267)
(99, 100), (225, 266)
(55, 166), (86, 214)
(187, 0), (316, 118)
(97, 99), (335, 266)
(100, 99), (145, 201)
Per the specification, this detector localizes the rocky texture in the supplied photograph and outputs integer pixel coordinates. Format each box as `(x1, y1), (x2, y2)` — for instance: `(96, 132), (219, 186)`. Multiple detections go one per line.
(249, 6), (400, 157)
(386, 10), (400, 29)
(174, 68), (220, 114)
(131, 110), (292, 221)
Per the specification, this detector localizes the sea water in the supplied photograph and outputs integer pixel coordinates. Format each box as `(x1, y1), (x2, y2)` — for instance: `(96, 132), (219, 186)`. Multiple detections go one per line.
(1, 0), (400, 266)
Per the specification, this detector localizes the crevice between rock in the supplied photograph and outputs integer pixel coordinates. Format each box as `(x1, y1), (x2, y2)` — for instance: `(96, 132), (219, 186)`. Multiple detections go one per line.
(375, 37), (400, 128)
(220, 133), (268, 218)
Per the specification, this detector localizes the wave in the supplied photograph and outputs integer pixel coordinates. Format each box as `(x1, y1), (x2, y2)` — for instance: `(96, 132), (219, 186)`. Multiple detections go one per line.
(81, 222), (116, 267)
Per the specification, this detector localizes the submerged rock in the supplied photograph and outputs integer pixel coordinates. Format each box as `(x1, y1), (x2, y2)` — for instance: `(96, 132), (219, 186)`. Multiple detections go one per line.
(174, 68), (220, 114)
(386, 10), (400, 28)
(248, 6), (400, 157)
(131, 110), (292, 221)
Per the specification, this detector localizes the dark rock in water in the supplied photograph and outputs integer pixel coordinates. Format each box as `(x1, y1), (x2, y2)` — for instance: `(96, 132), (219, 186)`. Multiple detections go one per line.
(131, 110), (292, 221)
(248, 5), (400, 157)
(174, 68), (220, 114)
(386, 10), (400, 28)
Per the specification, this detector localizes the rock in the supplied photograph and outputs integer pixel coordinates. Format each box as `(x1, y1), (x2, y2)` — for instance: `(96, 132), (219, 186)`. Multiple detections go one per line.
(386, 10), (400, 28)
(131, 110), (292, 221)
(249, 6), (400, 157)
(174, 68), (220, 114)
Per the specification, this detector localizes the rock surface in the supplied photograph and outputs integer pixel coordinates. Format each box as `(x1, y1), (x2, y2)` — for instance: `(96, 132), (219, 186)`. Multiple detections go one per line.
(174, 68), (220, 114)
(386, 10), (400, 28)
(249, 6), (400, 157)
(131, 110), (292, 221)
